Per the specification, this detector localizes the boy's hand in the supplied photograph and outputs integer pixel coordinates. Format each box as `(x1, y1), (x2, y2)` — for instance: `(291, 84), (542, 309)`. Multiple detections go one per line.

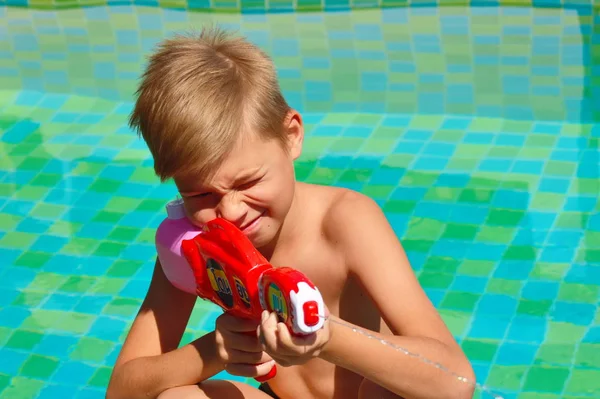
(214, 313), (276, 378)
(257, 310), (331, 367)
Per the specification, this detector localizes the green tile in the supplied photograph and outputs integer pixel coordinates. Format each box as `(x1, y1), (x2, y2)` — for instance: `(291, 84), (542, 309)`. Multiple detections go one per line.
(556, 213), (588, 229)
(487, 279), (523, 296)
(93, 241), (127, 257)
(362, 184), (394, 199)
(20, 355), (59, 379)
(59, 276), (97, 293)
(544, 161), (575, 176)
(417, 272), (454, 289)
(517, 299), (552, 317)
(535, 344), (576, 365)
(89, 178), (122, 193)
(107, 260), (142, 277)
(61, 237), (99, 255)
(329, 137), (364, 152)
(504, 246), (537, 260)
(523, 366), (569, 392)
(18, 156), (49, 170)
(103, 297), (143, 317)
(424, 187), (461, 202)
(70, 337), (114, 362)
(0, 232), (37, 249)
(461, 339), (498, 362)
(0, 374), (9, 393)
(28, 204), (64, 221)
(88, 366), (113, 387)
(382, 200), (415, 214)
(401, 171), (438, 186)
(529, 263), (569, 281)
(5, 330), (44, 350)
(405, 218), (445, 238)
(458, 188), (493, 204)
(89, 277), (126, 294)
(0, 377), (44, 399)
(58, 312), (95, 334)
(458, 260), (495, 276)
(477, 226), (515, 243)
(14, 251), (52, 269)
(558, 283), (598, 303)
(546, 322), (586, 344)
(439, 310), (471, 338)
(93, 210), (125, 223)
(28, 273), (68, 291)
(565, 369), (600, 395)
(574, 344), (600, 368)
(401, 239), (434, 253)
(423, 257), (460, 273)
(14, 186), (49, 201)
(486, 365), (527, 390)
(440, 292), (480, 311)
(487, 210), (525, 226)
(442, 223), (478, 240)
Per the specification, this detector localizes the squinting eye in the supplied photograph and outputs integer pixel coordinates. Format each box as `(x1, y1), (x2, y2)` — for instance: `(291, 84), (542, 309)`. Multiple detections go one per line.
(238, 178), (260, 190)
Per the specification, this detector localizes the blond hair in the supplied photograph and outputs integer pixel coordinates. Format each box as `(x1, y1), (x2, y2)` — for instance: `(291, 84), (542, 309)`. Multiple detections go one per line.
(129, 26), (291, 182)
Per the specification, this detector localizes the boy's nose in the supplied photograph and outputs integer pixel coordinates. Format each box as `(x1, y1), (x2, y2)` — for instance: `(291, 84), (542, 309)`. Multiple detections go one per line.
(217, 193), (247, 228)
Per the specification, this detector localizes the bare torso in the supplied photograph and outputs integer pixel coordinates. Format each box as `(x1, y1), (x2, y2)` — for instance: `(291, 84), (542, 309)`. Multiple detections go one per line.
(263, 183), (392, 399)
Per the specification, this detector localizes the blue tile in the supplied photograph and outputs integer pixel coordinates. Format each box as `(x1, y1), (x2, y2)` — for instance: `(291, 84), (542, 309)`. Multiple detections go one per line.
(506, 315), (547, 343)
(464, 132), (494, 144)
(390, 187), (427, 201)
(431, 239), (469, 258)
(404, 129), (433, 141)
(448, 205), (489, 224)
(564, 196), (597, 212)
(547, 230), (582, 247)
(44, 255), (85, 275)
(539, 177), (571, 193)
(76, 222), (113, 239)
(424, 288), (445, 307)
(468, 315), (510, 339)
(15, 217), (52, 233)
(119, 279), (150, 298)
(522, 281), (559, 300)
(583, 326), (600, 343)
(2, 200), (35, 216)
(52, 361), (96, 385)
(88, 316), (127, 341)
(551, 302), (596, 325)
(0, 348), (28, 374)
(451, 276), (488, 293)
(513, 229), (547, 246)
(479, 159), (512, 173)
(412, 156), (448, 171)
(36, 334), (78, 358)
(476, 294), (518, 316)
(496, 343), (538, 365)
(393, 141), (424, 154)
(523, 212), (556, 229)
(467, 243), (506, 261)
(422, 142), (455, 157)
(494, 260), (534, 280)
(369, 168), (405, 184)
(42, 293), (80, 311)
(76, 388), (106, 399)
(38, 385), (80, 399)
(435, 173), (470, 188)
(539, 247), (576, 263)
(2, 261), (38, 286)
(512, 160), (544, 174)
(0, 288), (19, 307)
(74, 295), (113, 314)
(492, 190), (530, 210)
(121, 243), (156, 262)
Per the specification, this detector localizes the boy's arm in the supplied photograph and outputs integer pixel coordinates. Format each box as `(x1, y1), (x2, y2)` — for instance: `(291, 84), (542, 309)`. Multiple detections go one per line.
(106, 259), (223, 399)
(320, 191), (475, 399)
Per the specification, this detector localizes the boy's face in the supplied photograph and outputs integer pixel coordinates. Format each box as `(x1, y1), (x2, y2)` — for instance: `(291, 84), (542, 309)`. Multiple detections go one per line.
(175, 112), (304, 251)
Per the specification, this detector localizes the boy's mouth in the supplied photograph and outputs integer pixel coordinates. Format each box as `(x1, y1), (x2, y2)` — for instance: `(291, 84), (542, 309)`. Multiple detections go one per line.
(241, 211), (266, 232)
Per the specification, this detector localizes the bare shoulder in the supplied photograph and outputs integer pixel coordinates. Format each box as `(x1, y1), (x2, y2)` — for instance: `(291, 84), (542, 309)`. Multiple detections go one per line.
(321, 187), (388, 246)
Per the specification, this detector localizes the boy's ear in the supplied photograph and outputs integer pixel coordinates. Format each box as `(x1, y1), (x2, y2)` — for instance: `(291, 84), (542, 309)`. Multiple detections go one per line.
(285, 109), (304, 160)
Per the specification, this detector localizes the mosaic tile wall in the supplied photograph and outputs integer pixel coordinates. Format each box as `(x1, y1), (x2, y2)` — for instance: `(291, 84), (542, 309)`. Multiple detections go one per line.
(2, 0), (600, 12)
(1, 3), (599, 399)
(1, 5), (599, 122)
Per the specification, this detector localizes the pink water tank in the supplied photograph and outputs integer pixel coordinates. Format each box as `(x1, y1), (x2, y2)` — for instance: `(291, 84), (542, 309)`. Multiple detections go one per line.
(155, 198), (203, 294)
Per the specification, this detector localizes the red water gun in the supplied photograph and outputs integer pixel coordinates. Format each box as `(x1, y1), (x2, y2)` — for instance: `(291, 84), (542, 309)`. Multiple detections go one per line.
(180, 218), (325, 382)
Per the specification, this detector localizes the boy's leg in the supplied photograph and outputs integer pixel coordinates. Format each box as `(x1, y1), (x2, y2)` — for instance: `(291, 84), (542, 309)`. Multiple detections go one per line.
(358, 378), (405, 399)
(157, 380), (276, 399)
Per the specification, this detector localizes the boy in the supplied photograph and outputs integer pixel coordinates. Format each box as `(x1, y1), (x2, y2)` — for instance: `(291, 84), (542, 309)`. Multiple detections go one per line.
(106, 26), (475, 399)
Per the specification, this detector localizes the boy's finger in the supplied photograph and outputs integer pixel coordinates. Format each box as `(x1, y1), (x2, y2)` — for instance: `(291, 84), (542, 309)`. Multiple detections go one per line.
(258, 311), (279, 352)
(225, 348), (273, 365)
(217, 313), (260, 332)
(224, 360), (276, 378)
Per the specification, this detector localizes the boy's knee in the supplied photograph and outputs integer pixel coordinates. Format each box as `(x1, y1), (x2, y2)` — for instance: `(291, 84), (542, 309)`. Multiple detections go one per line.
(157, 385), (208, 399)
(358, 378), (405, 399)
